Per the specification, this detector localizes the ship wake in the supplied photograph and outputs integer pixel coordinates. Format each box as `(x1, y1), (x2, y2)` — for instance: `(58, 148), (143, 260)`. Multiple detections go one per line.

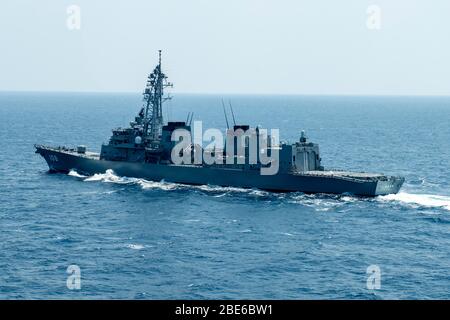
(69, 169), (272, 196)
(67, 170), (450, 211)
(377, 192), (450, 211)
(79, 169), (179, 190)
(68, 170), (87, 178)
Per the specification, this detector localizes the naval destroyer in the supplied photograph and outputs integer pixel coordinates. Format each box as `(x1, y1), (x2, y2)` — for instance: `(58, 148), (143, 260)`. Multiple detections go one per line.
(36, 51), (404, 196)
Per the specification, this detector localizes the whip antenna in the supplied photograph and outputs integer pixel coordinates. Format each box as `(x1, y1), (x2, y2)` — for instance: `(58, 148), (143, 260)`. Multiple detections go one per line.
(221, 99), (230, 129)
(229, 101), (236, 126)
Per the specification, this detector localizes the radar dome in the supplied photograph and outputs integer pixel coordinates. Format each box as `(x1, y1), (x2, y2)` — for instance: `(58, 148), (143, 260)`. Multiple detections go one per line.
(135, 136), (142, 144)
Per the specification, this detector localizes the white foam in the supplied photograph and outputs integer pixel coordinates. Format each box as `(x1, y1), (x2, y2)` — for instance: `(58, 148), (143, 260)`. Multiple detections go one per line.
(195, 184), (248, 193)
(84, 169), (124, 182)
(126, 244), (145, 250)
(82, 169), (181, 190)
(287, 194), (343, 210)
(78, 169), (280, 197)
(136, 179), (179, 190)
(378, 192), (450, 211)
(68, 170), (87, 178)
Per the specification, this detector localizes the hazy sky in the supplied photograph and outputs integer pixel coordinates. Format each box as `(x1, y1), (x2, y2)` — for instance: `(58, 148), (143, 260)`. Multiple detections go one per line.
(1, 0), (449, 95)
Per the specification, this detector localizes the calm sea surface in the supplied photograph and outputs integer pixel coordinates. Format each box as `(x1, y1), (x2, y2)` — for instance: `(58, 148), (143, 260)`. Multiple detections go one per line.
(0, 92), (449, 299)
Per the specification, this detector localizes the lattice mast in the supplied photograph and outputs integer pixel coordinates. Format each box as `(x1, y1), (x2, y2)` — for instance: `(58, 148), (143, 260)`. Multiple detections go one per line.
(142, 50), (173, 143)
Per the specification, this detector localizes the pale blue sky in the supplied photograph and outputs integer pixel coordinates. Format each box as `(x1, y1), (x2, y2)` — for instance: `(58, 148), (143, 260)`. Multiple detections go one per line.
(1, 0), (449, 95)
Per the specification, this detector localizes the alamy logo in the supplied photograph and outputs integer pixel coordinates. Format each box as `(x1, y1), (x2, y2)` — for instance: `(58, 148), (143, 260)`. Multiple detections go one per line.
(170, 121), (280, 175)
(66, 264), (81, 290)
(366, 5), (382, 30)
(366, 265), (381, 290)
(66, 5), (81, 30)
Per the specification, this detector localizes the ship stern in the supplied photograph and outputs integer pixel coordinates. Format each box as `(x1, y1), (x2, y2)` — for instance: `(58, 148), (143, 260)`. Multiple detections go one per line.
(374, 176), (405, 195)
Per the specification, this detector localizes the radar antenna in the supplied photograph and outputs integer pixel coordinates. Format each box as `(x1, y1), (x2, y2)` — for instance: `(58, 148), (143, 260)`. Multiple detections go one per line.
(142, 50), (173, 143)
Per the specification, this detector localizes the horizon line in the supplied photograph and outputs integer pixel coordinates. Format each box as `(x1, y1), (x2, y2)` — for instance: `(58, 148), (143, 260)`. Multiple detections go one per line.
(1, 89), (450, 98)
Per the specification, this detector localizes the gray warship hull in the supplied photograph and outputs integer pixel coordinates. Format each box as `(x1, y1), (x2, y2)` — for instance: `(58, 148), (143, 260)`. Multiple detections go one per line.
(35, 145), (404, 197)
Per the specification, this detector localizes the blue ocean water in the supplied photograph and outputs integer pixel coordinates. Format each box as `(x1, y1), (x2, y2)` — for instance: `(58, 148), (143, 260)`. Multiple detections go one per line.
(0, 92), (449, 299)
